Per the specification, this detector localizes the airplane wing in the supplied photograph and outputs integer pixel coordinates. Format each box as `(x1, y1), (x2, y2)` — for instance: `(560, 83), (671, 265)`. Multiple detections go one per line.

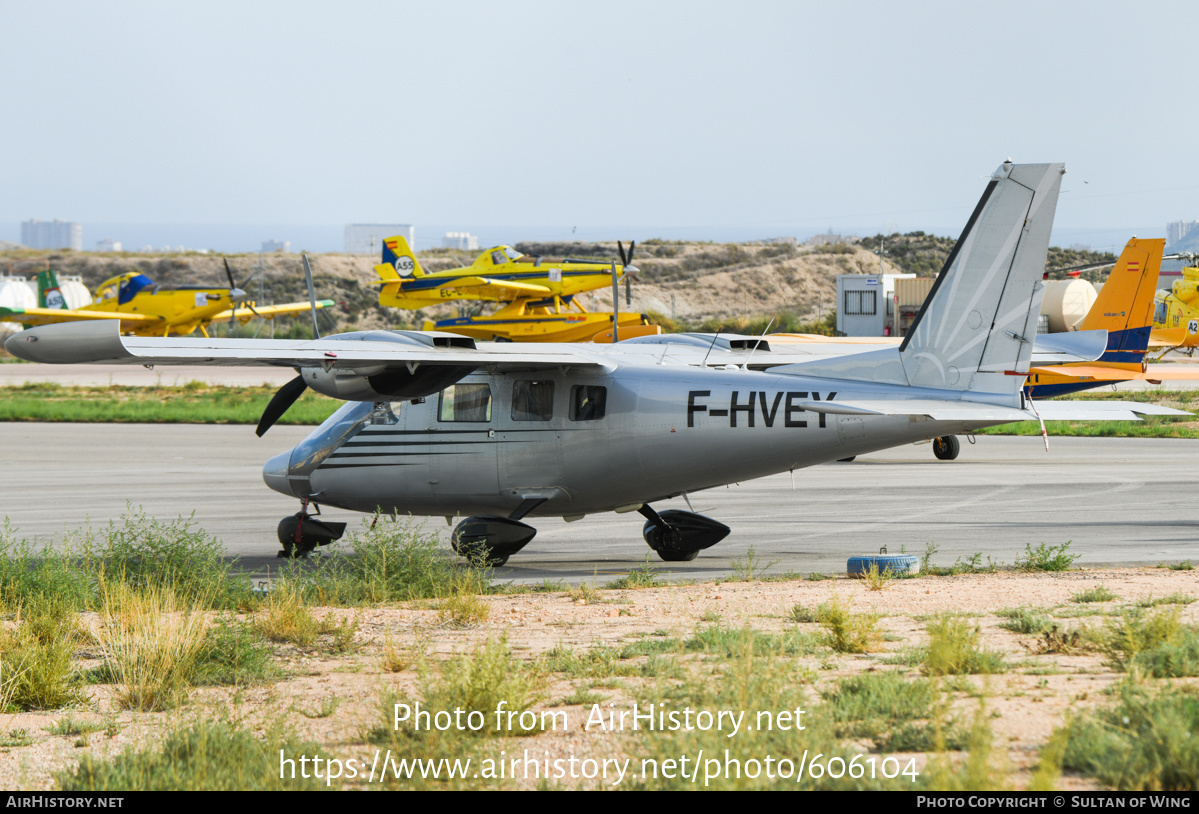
(1028, 363), (1199, 382)
(370, 276), (554, 299)
(0, 306), (157, 330)
(4, 319), (612, 371)
(210, 299), (336, 324)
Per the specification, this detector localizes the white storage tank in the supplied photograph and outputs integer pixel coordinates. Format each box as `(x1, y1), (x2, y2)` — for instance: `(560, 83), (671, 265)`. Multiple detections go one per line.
(0, 276), (37, 341)
(1040, 279), (1097, 332)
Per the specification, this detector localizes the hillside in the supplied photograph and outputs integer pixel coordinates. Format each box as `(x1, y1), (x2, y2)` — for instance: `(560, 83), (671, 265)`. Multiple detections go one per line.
(0, 235), (1121, 338)
(1, 241), (904, 336)
(859, 232), (1119, 282)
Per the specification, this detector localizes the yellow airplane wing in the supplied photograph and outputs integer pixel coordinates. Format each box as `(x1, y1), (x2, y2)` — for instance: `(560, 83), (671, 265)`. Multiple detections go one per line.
(210, 299), (335, 324)
(1031, 363), (1199, 382)
(0, 306), (157, 330)
(428, 276), (553, 298)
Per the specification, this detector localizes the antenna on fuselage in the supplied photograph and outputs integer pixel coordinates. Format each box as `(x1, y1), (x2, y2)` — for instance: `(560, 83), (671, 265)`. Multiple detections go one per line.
(741, 317), (774, 370)
(701, 331), (721, 368)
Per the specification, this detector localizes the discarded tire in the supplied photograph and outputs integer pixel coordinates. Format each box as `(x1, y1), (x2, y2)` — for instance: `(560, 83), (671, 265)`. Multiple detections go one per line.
(847, 554), (920, 578)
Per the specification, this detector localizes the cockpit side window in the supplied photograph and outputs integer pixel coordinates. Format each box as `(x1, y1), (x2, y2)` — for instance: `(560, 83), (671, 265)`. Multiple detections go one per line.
(491, 250), (508, 266)
(438, 383), (492, 422)
(569, 385), (606, 421)
(511, 380), (554, 421)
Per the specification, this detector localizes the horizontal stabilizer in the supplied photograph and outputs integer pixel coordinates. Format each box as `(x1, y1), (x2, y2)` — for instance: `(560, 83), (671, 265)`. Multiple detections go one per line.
(1028, 330), (1109, 364)
(787, 397), (1188, 423)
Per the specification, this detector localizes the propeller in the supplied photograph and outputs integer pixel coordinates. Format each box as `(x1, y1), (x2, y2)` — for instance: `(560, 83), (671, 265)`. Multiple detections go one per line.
(302, 254), (321, 339)
(256, 255), (325, 436)
(617, 240), (637, 307)
(256, 374), (308, 437)
(223, 259), (264, 336)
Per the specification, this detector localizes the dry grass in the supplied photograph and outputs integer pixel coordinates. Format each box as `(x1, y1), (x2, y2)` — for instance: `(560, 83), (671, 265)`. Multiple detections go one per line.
(96, 580), (210, 711)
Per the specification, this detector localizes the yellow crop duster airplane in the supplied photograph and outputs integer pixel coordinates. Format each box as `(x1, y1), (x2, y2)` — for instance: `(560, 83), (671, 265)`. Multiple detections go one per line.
(371, 236), (659, 342)
(0, 262), (332, 338)
(1149, 253), (1199, 354)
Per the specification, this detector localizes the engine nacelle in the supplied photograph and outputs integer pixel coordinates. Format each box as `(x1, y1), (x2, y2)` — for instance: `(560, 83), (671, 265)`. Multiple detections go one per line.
(302, 364), (470, 401)
(300, 329), (477, 401)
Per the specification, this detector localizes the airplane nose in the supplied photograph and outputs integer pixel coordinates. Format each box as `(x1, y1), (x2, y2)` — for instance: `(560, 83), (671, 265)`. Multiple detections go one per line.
(230, 288), (248, 302)
(263, 450), (295, 497)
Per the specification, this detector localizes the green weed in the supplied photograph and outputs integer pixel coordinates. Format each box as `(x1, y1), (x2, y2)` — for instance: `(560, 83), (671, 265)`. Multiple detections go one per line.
(996, 607), (1052, 635)
(1015, 541), (1079, 572)
(1062, 684), (1199, 790)
(922, 616), (1005, 676)
(1072, 584), (1118, 603)
(57, 719), (330, 790)
(816, 595), (882, 654)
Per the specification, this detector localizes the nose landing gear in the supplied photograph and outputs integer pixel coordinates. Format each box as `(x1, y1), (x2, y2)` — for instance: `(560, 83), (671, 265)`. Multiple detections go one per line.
(277, 499), (347, 558)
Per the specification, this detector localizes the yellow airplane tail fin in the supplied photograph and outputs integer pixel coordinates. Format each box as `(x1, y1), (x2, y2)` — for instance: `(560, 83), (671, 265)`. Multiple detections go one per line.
(380, 235), (425, 278)
(374, 235), (425, 306)
(1078, 237), (1164, 365)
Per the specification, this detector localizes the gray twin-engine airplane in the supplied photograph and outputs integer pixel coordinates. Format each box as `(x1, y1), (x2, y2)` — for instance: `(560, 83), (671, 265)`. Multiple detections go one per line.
(7, 162), (1184, 565)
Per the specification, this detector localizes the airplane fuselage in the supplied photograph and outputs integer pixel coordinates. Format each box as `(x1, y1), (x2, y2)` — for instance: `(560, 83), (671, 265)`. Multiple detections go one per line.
(265, 363), (995, 519)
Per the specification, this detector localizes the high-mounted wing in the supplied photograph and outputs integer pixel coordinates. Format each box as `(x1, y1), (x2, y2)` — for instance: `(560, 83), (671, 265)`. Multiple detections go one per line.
(5, 318), (610, 372)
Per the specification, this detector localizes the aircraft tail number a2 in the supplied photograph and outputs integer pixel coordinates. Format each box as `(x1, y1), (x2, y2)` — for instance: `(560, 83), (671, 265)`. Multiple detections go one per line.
(687, 390), (837, 428)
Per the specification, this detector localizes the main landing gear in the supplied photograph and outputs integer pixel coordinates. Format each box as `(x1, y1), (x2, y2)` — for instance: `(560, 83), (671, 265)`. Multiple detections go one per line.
(277, 499), (347, 558)
(448, 501), (732, 566)
(638, 505), (730, 562)
(451, 499), (545, 567)
(932, 435), (961, 460)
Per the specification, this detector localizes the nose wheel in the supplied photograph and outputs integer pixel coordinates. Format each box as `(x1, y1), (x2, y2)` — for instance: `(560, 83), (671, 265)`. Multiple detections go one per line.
(277, 499), (346, 558)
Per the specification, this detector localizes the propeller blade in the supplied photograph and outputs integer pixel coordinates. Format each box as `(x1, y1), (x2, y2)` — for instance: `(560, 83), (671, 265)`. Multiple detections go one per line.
(301, 254), (321, 339)
(224, 259), (238, 337)
(625, 275), (632, 307)
(627, 240), (635, 266)
(256, 375), (308, 437)
(617, 241), (628, 267)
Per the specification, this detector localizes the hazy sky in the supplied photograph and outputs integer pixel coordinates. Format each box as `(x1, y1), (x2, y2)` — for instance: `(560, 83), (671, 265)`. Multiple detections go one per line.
(3, 0), (1197, 251)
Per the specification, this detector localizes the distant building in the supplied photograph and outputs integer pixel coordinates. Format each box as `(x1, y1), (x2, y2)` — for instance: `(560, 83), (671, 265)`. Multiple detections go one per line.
(344, 224), (414, 256)
(95, 238), (122, 252)
(443, 232), (478, 251)
(1167, 220), (1199, 246)
(805, 233), (858, 247)
(261, 239), (290, 253)
(21, 219), (82, 251)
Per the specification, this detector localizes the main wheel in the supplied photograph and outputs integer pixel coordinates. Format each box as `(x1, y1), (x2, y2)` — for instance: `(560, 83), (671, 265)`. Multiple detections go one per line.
(933, 435), (960, 460)
(656, 548), (699, 562)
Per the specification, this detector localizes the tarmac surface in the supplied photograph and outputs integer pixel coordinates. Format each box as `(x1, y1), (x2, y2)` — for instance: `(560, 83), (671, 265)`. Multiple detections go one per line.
(2, 422), (1197, 584)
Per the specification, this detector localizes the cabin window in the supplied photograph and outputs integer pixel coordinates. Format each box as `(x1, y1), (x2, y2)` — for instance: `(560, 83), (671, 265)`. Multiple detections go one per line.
(1155, 301), (1167, 326)
(569, 385), (606, 421)
(844, 290), (876, 316)
(491, 250), (508, 266)
(511, 380), (554, 421)
(438, 383), (492, 422)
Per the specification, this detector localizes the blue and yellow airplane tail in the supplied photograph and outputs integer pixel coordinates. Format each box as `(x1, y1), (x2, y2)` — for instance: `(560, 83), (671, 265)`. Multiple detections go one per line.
(1077, 237), (1164, 366)
(374, 235), (425, 283)
(35, 270), (68, 310)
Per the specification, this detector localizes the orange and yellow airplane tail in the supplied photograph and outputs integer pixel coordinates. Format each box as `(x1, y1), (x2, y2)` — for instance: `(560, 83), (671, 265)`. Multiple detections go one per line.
(1077, 237), (1164, 366)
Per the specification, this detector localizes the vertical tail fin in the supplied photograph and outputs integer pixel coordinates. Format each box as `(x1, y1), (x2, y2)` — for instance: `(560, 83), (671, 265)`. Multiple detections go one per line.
(379, 235), (425, 279)
(36, 270), (66, 309)
(898, 161), (1065, 396)
(778, 162), (1065, 404)
(1078, 237), (1163, 365)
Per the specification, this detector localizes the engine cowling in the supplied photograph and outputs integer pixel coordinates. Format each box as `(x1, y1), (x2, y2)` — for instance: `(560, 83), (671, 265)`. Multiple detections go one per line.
(299, 329), (477, 401)
(302, 364), (471, 401)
